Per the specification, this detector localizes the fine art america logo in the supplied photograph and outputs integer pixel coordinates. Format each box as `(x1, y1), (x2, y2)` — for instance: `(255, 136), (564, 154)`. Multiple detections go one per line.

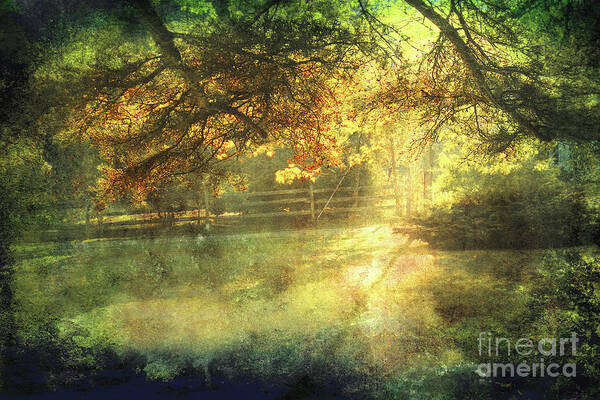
(476, 332), (578, 378)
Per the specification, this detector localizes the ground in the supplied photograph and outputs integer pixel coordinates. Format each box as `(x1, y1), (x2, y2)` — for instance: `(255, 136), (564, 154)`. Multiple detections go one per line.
(10, 224), (561, 398)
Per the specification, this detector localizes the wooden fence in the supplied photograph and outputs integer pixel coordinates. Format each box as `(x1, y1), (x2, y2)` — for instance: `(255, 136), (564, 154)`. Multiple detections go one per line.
(105, 184), (397, 226)
(30, 184), (403, 241)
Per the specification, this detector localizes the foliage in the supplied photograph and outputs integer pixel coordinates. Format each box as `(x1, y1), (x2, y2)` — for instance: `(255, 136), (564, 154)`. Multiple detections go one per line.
(3, 0), (600, 398)
(527, 250), (600, 395)
(36, 0), (368, 200)
(409, 139), (593, 249)
(8, 227), (599, 398)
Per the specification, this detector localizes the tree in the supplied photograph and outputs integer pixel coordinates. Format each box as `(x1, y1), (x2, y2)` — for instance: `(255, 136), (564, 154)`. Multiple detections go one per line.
(40, 0), (367, 200)
(362, 0), (600, 151)
(32, 0), (600, 206)
(0, 1), (118, 386)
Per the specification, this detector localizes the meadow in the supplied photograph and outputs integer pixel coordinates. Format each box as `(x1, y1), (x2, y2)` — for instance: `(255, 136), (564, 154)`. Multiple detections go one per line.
(11, 225), (596, 398)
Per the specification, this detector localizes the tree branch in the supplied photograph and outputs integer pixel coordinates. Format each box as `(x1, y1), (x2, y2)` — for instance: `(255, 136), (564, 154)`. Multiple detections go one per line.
(403, 0), (540, 138)
(128, 0), (182, 66)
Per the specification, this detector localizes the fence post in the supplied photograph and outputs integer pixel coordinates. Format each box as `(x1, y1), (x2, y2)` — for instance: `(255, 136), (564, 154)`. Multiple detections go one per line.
(309, 182), (316, 221)
(202, 182), (211, 227)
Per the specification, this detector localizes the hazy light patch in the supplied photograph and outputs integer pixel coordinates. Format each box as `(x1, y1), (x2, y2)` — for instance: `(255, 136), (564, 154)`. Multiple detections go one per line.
(346, 261), (384, 287)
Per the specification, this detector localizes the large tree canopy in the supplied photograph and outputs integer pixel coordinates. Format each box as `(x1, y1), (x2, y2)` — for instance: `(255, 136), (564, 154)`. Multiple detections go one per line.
(33, 0), (600, 197)
(392, 0), (600, 148)
(39, 0), (370, 198)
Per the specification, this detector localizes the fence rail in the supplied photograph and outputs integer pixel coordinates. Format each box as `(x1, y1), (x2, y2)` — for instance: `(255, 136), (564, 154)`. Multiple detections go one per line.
(80, 184), (398, 230)
(30, 184), (403, 241)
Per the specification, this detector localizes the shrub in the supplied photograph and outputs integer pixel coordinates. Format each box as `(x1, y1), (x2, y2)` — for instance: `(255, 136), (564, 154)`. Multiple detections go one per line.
(527, 250), (600, 396)
(409, 186), (591, 250)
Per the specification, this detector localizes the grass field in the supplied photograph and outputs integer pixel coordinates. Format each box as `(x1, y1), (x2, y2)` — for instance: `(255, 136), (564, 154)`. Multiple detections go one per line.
(10, 225), (595, 398)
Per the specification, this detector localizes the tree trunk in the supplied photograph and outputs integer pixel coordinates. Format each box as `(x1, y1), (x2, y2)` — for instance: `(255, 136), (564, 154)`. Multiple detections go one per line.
(128, 0), (183, 67)
(352, 167), (361, 208)
(423, 145), (433, 202)
(352, 133), (362, 208)
(85, 203), (91, 237)
(404, 0), (539, 138)
(387, 137), (401, 216)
